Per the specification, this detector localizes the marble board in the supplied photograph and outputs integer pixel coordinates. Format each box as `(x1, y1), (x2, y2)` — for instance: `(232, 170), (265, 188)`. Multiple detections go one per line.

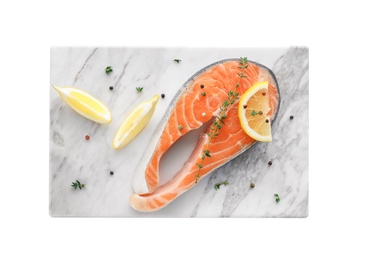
(49, 47), (309, 217)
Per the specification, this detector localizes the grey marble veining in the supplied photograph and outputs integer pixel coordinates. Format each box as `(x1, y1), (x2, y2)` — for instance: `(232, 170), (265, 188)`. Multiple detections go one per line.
(49, 47), (308, 217)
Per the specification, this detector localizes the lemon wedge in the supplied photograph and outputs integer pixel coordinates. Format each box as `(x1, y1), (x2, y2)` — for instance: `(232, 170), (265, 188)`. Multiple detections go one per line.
(238, 81), (272, 142)
(113, 94), (160, 150)
(52, 86), (112, 124)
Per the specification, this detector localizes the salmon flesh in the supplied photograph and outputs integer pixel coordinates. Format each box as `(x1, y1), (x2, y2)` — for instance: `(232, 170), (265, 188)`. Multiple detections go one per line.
(130, 59), (280, 212)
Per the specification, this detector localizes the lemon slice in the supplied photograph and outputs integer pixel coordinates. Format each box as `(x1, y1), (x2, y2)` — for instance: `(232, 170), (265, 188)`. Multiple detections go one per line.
(52, 86), (112, 124)
(113, 94), (160, 150)
(238, 81), (272, 142)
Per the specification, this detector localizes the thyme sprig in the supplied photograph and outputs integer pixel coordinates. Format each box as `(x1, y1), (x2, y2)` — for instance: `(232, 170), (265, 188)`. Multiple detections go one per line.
(105, 66), (113, 74)
(71, 180), (85, 190)
(214, 180), (229, 190)
(274, 193), (280, 203)
(251, 109), (263, 116)
(195, 57), (248, 183)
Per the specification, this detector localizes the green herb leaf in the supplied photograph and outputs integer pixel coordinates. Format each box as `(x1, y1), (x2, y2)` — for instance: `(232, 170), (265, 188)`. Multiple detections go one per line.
(105, 66), (113, 74)
(274, 193), (280, 203)
(214, 180), (229, 190)
(204, 150), (211, 157)
(201, 92), (206, 96)
(178, 125), (183, 130)
(239, 57), (248, 65)
(136, 86), (143, 93)
(251, 110), (257, 116)
(196, 163), (203, 169)
(71, 180), (85, 190)
(238, 72), (247, 78)
(174, 59), (181, 63)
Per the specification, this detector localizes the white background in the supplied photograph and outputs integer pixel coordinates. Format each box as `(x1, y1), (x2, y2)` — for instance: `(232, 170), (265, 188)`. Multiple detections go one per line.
(1, 0), (368, 259)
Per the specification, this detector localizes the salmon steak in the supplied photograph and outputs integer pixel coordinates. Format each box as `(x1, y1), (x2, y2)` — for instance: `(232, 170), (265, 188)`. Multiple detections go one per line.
(130, 58), (280, 212)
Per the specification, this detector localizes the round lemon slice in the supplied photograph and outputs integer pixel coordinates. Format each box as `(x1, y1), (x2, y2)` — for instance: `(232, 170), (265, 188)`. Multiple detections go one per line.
(52, 86), (112, 124)
(238, 81), (272, 142)
(113, 94), (160, 150)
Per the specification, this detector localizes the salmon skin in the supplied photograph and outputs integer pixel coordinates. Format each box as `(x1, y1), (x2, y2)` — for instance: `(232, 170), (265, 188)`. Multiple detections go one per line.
(130, 58), (280, 212)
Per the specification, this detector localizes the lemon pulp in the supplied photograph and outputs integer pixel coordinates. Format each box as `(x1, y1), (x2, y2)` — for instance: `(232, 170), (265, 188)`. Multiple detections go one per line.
(113, 94), (160, 150)
(53, 86), (112, 124)
(238, 81), (272, 142)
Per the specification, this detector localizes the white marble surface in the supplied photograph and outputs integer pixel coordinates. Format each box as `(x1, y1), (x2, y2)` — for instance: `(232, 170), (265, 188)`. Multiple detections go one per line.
(49, 47), (308, 217)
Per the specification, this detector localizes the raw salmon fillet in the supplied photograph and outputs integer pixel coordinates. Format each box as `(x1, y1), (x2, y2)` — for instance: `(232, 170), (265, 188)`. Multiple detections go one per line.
(130, 59), (280, 212)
